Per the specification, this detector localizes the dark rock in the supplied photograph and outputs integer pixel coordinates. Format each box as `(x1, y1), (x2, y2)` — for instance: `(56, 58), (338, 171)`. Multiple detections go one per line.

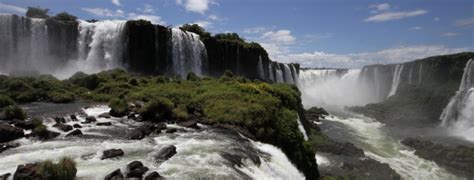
(144, 171), (164, 180)
(127, 166), (149, 178)
(73, 124), (82, 128)
(0, 142), (20, 153)
(305, 107), (329, 122)
(99, 113), (111, 119)
(0, 173), (11, 180)
(65, 129), (83, 137)
(177, 120), (200, 129)
(0, 123), (24, 143)
(127, 161), (144, 170)
(84, 116), (97, 123)
(12, 120), (35, 130)
(30, 128), (60, 140)
(53, 117), (66, 124)
(70, 114), (78, 121)
(165, 128), (177, 133)
(53, 123), (73, 132)
(154, 145), (177, 163)
(128, 123), (166, 140)
(105, 169), (124, 180)
(96, 122), (112, 126)
(101, 149), (124, 160)
(13, 163), (40, 180)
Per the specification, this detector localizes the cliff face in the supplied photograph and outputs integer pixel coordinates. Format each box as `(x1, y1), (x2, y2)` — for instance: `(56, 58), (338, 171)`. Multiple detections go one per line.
(351, 52), (474, 126)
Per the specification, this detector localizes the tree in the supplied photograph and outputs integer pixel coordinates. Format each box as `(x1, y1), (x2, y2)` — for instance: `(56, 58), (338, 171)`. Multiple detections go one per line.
(180, 24), (211, 39)
(53, 12), (77, 22)
(26, 7), (49, 19)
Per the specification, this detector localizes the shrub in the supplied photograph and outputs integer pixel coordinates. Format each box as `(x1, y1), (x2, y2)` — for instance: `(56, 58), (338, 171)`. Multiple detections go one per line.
(0, 95), (14, 108)
(49, 89), (75, 103)
(186, 72), (200, 81)
(139, 97), (174, 122)
(129, 78), (139, 86)
(53, 12), (77, 22)
(26, 7), (49, 19)
(109, 98), (128, 117)
(38, 157), (77, 180)
(4, 105), (26, 120)
(172, 104), (189, 121)
(180, 24), (211, 39)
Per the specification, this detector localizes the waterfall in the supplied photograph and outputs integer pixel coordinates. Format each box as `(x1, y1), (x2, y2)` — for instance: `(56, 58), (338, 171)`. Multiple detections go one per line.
(283, 64), (294, 84)
(440, 59), (474, 126)
(418, 63), (423, 84)
(296, 115), (308, 140)
(257, 56), (265, 79)
(268, 63), (275, 82)
(275, 66), (284, 83)
(387, 64), (404, 97)
(408, 65), (414, 84)
(290, 65), (299, 85)
(171, 28), (206, 78)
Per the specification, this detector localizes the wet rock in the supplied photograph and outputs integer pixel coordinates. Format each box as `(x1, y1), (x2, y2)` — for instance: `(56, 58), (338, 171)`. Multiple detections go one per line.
(13, 163), (40, 179)
(154, 145), (177, 163)
(84, 116), (97, 123)
(65, 129), (83, 137)
(105, 169), (124, 180)
(99, 113), (111, 119)
(126, 161), (149, 178)
(12, 120), (35, 130)
(177, 120), (199, 129)
(0, 142), (20, 153)
(30, 128), (60, 140)
(73, 124), (82, 128)
(305, 107), (328, 122)
(128, 123), (166, 140)
(96, 122), (112, 126)
(70, 114), (78, 121)
(0, 123), (24, 143)
(101, 149), (124, 160)
(165, 128), (177, 133)
(144, 171), (164, 180)
(0, 173), (11, 180)
(54, 117), (66, 124)
(53, 123), (73, 132)
(317, 141), (365, 158)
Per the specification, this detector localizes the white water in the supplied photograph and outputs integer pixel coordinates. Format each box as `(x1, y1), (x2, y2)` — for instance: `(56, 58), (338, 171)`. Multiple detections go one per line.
(275, 66), (284, 83)
(257, 56), (265, 79)
(283, 64), (294, 84)
(408, 65), (414, 84)
(171, 28), (207, 78)
(296, 115), (308, 140)
(418, 63), (424, 84)
(323, 115), (458, 179)
(387, 64), (404, 97)
(440, 59), (474, 142)
(0, 105), (303, 179)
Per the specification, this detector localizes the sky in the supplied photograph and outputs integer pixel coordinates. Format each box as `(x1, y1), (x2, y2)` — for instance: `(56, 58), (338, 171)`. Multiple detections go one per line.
(0, 0), (473, 68)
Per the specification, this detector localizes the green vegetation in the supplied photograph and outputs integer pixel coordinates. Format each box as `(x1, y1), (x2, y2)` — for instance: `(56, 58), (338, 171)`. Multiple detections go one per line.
(53, 12), (77, 22)
(180, 24), (211, 39)
(26, 7), (50, 19)
(0, 94), (15, 108)
(109, 98), (129, 117)
(38, 157), (77, 180)
(3, 105), (26, 120)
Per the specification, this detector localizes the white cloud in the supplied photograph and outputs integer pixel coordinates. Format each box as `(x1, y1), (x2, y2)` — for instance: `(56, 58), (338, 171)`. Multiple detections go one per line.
(274, 45), (470, 68)
(434, 17), (440, 21)
(137, 4), (155, 14)
(243, 27), (267, 34)
(0, 2), (27, 14)
(193, 20), (212, 28)
(111, 0), (121, 6)
(128, 14), (166, 25)
(365, 9), (427, 22)
(82, 8), (124, 17)
(455, 16), (474, 27)
(369, 3), (391, 13)
(176, 0), (215, 14)
(261, 30), (296, 45)
(409, 26), (422, 31)
(207, 14), (220, 21)
(442, 32), (458, 37)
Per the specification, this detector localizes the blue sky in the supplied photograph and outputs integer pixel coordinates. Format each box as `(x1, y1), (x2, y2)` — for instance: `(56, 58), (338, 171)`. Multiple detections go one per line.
(0, 0), (473, 68)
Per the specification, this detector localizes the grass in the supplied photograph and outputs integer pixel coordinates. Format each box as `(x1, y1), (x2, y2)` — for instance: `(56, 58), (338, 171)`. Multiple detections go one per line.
(38, 157), (77, 180)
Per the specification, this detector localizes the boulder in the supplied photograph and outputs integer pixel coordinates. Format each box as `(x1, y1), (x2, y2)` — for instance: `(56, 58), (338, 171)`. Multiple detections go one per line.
(84, 116), (97, 123)
(0, 123), (24, 143)
(73, 124), (82, 128)
(177, 120), (200, 129)
(54, 117), (66, 124)
(144, 172), (164, 180)
(165, 128), (177, 133)
(0, 173), (11, 180)
(13, 163), (40, 179)
(105, 169), (124, 180)
(96, 122), (112, 126)
(128, 123), (166, 140)
(0, 142), (20, 153)
(70, 115), (78, 121)
(126, 161), (149, 178)
(30, 128), (60, 140)
(99, 113), (111, 119)
(65, 129), (83, 137)
(53, 123), (73, 132)
(101, 149), (124, 160)
(154, 145), (177, 163)
(12, 120), (35, 130)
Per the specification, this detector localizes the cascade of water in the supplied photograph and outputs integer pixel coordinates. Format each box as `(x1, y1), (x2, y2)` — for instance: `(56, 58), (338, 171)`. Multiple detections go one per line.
(257, 56), (265, 79)
(296, 115), (308, 140)
(387, 64), (404, 97)
(171, 28), (206, 78)
(268, 63), (275, 82)
(275, 66), (284, 83)
(290, 65), (299, 85)
(418, 63), (423, 84)
(440, 59), (474, 126)
(408, 65), (414, 84)
(283, 64), (294, 84)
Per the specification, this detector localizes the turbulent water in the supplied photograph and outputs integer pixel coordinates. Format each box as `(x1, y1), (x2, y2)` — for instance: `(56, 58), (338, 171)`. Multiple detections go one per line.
(0, 105), (304, 179)
(171, 28), (207, 78)
(440, 59), (474, 141)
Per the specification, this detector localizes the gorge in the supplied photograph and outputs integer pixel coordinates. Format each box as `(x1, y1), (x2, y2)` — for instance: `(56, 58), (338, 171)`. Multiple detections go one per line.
(1, 9), (474, 180)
